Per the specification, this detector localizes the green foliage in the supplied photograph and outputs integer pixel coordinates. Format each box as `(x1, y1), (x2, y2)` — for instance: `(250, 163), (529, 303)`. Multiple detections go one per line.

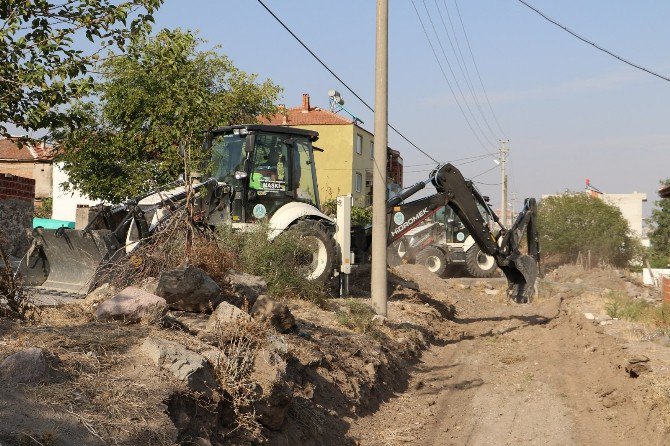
(605, 293), (670, 335)
(647, 179), (670, 268)
(336, 299), (377, 333)
(34, 197), (53, 219)
(52, 29), (281, 202)
(321, 198), (373, 226)
(538, 193), (639, 268)
(217, 223), (325, 304)
(0, 0), (161, 136)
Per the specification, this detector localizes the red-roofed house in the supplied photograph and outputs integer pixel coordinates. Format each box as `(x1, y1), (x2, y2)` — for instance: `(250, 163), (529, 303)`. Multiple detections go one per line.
(0, 137), (54, 200)
(260, 93), (403, 207)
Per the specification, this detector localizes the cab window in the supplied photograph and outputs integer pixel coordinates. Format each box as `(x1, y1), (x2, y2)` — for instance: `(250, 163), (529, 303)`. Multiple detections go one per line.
(250, 134), (289, 192)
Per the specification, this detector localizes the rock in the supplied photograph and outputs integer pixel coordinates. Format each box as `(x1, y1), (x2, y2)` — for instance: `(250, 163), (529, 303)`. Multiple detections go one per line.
(595, 314), (613, 323)
(584, 313), (595, 320)
(626, 356), (651, 377)
(628, 355), (650, 364)
(457, 283), (471, 290)
(484, 288), (500, 295)
(95, 287), (167, 323)
(484, 283), (494, 290)
(156, 266), (222, 312)
(0, 348), (49, 383)
(250, 296), (296, 333)
(251, 349), (292, 430)
(85, 283), (117, 305)
(599, 320), (613, 326)
(137, 277), (159, 295)
(206, 301), (251, 332)
(141, 337), (217, 395)
(170, 311), (209, 335)
(371, 314), (388, 326)
(574, 278), (583, 285)
(223, 271), (268, 307)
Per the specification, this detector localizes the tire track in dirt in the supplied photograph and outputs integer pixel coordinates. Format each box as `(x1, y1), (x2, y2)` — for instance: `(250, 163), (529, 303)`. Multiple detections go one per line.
(348, 268), (670, 446)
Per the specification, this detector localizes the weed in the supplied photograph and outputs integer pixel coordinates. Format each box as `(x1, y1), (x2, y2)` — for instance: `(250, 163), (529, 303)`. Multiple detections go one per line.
(336, 299), (377, 334)
(605, 292), (670, 335)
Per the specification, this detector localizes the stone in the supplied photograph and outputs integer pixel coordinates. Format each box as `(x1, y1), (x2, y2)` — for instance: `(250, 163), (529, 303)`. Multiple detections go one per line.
(595, 314), (613, 323)
(156, 266), (222, 312)
(95, 287), (167, 323)
(625, 355), (651, 377)
(86, 283), (117, 304)
(0, 347), (49, 383)
(206, 301), (251, 332)
(484, 288), (500, 295)
(371, 314), (388, 326)
(170, 311), (210, 335)
(628, 355), (650, 364)
(251, 349), (292, 430)
(584, 313), (595, 320)
(250, 296), (296, 333)
(457, 283), (471, 290)
(574, 278), (583, 285)
(223, 270), (268, 307)
(141, 337), (217, 395)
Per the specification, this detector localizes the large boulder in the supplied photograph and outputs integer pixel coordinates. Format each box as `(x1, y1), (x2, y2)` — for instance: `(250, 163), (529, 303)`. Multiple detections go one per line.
(141, 337), (217, 395)
(223, 271), (267, 308)
(250, 296), (296, 333)
(206, 301), (251, 333)
(156, 266), (222, 312)
(95, 287), (167, 323)
(0, 348), (49, 383)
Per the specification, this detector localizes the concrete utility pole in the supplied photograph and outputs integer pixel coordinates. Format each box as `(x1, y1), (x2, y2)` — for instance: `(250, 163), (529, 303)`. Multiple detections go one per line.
(371, 0), (388, 316)
(499, 140), (509, 227)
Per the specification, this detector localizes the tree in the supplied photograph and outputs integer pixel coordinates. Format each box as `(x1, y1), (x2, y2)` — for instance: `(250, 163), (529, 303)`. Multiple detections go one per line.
(648, 179), (670, 267)
(52, 29), (282, 202)
(1, 0), (161, 136)
(538, 193), (639, 268)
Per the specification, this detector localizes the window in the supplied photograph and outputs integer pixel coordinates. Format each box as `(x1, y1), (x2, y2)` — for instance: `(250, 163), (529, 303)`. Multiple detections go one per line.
(249, 133), (289, 192)
(356, 134), (362, 155)
(355, 172), (362, 193)
(370, 141), (374, 159)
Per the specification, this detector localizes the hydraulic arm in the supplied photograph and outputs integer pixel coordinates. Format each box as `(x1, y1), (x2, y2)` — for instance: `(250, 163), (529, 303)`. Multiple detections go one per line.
(387, 163), (540, 302)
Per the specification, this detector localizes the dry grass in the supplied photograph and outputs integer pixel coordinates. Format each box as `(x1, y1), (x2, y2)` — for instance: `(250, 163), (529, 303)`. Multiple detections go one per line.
(605, 293), (670, 336)
(212, 319), (266, 442)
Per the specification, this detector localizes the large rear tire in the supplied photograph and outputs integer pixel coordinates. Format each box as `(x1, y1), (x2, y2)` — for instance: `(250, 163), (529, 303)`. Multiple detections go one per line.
(288, 220), (336, 283)
(465, 245), (497, 278)
(416, 246), (448, 276)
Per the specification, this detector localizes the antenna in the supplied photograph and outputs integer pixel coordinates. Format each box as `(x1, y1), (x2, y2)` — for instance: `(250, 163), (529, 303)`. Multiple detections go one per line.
(327, 89), (363, 125)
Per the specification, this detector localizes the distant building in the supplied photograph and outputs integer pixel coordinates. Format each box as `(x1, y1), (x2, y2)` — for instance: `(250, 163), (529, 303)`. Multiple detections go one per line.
(260, 93), (403, 207)
(0, 137), (54, 203)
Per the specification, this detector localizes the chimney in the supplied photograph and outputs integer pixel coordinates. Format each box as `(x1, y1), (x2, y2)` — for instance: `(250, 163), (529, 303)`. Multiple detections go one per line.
(301, 93), (310, 113)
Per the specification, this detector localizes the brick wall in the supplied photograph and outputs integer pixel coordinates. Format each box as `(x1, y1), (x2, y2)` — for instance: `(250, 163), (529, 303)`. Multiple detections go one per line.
(0, 174), (35, 257)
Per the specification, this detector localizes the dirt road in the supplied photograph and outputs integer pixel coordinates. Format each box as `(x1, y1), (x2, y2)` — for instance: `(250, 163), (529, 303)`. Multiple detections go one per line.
(348, 266), (670, 446)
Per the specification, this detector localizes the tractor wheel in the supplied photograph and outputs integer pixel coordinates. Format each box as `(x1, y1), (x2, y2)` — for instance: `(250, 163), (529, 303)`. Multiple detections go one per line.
(465, 245), (497, 278)
(416, 246), (448, 276)
(288, 220), (336, 283)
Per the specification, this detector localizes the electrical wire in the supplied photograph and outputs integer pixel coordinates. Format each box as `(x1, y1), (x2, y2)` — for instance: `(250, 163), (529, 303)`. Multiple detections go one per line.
(411, 0), (497, 156)
(434, 0), (499, 142)
(454, 0), (507, 137)
(255, 0), (441, 164)
(418, 0), (497, 149)
(515, 0), (670, 83)
(470, 164), (498, 179)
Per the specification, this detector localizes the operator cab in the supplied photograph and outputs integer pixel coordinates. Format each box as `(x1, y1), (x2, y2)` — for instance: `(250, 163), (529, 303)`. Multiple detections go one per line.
(207, 125), (321, 223)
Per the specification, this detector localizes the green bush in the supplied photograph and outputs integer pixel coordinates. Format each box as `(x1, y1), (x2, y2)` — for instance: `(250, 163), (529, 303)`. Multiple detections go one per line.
(217, 223), (325, 304)
(336, 299), (376, 333)
(321, 198), (372, 226)
(538, 193), (640, 268)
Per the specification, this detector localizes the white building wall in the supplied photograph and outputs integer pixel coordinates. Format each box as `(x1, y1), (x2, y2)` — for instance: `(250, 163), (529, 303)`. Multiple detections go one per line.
(51, 162), (100, 222)
(600, 192), (647, 238)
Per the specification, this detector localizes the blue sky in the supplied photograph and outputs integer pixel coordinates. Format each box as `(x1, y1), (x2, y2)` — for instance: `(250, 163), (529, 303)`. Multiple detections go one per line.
(20, 0), (667, 215)
(150, 0), (670, 214)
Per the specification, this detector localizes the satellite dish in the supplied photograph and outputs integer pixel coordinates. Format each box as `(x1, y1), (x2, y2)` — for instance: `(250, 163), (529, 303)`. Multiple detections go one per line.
(328, 89), (344, 105)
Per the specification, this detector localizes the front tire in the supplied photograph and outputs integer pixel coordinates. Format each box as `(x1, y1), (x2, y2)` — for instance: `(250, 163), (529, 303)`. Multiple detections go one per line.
(288, 220), (336, 283)
(416, 246), (448, 276)
(465, 245), (497, 278)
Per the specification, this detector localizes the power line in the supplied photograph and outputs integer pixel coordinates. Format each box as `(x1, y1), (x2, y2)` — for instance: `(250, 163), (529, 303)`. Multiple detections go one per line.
(516, 0), (670, 83)
(454, 0), (507, 137)
(420, 0), (497, 148)
(255, 0), (440, 163)
(470, 164), (498, 179)
(411, 0), (497, 156)
(434, 0), (499, 142)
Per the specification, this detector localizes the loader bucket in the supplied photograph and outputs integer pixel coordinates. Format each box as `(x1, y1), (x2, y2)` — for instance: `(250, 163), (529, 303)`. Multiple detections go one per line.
(505, 254), (538, 303)
(21, 229), (120, 297)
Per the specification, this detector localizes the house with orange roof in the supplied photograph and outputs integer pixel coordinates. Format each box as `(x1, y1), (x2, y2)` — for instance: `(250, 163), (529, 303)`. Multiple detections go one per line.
(260, 93), (403, 207)
(0, 137), (54, 203)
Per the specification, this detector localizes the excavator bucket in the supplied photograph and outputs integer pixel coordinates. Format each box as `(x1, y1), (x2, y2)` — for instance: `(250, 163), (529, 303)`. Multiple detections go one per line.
(506, 254), (539, 303)
(20, 229), (121, 297)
